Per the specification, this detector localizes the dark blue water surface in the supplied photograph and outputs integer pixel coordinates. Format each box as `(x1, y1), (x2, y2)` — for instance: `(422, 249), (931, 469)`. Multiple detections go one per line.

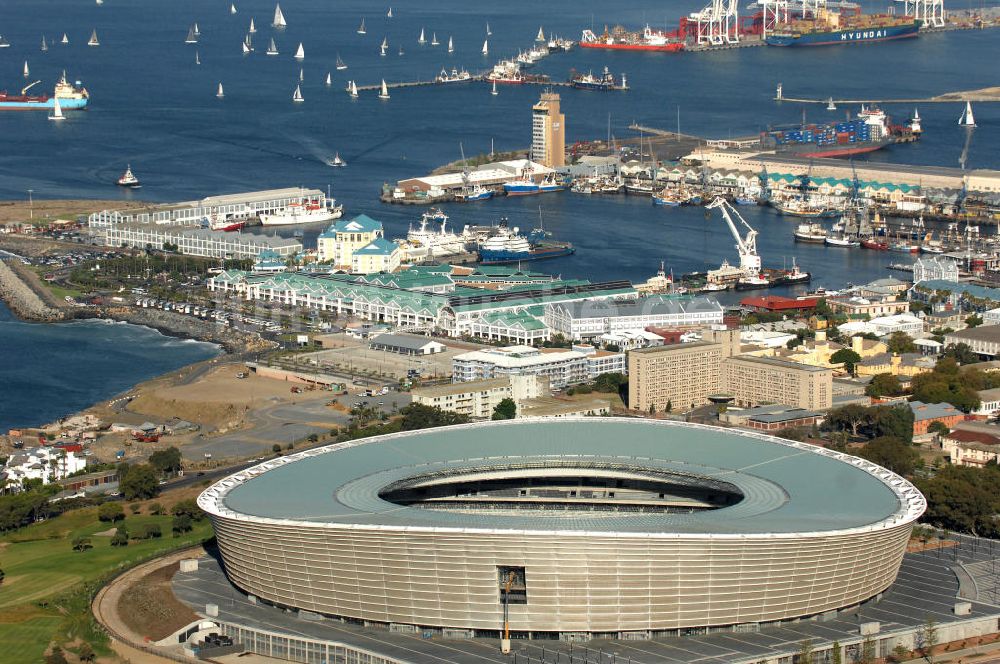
(0, 302), (219, 431)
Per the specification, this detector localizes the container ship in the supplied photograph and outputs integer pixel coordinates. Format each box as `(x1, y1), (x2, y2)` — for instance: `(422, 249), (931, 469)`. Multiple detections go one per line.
(766, 10), (920, 47)
(760, 106), (916, 158)
(477, 225), (574, 264)
(0, 75), (89, 111)
(580, 25), (684, 52)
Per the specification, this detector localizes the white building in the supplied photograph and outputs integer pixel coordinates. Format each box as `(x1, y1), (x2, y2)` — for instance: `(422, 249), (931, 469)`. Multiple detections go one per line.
(740, 329), (798, 349)
(868, 313), (924, 337)
(411, 375), (549, 419)
(452, 345), (622, 388)
(545, 296), (724, 342)
(98, 225), (302, 260)
(983, 308), (1000, 326)
(912, 256), (960, 284)
(1, 447), (87, 490)
(599, 330), (666, 351)
(944, 325), (1000, 357)
(974, 387), (1000, 418)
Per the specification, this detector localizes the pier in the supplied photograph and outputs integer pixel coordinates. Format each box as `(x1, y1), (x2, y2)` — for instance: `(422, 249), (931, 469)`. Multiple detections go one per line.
(354, 77), (584, 93)
(776, 85), (1000, 105)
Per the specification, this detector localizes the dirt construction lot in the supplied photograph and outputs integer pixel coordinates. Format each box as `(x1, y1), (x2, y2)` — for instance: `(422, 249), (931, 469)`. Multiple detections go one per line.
(302, 334), (486, 381)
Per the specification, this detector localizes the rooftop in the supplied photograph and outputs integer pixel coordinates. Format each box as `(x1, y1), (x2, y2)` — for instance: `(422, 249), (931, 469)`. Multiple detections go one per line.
(411, 378), (511, 398)
(909, 400), (964, 421)
(369, 333), (444, 351)
(551, 295), (723, 319)
(946, 324), (1000, 343)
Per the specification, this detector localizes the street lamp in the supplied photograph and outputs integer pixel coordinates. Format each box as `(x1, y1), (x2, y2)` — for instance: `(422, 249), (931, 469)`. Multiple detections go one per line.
(27, 189), (33, 220)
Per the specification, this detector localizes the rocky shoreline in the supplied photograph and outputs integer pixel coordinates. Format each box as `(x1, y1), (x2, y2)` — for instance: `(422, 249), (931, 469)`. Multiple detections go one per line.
(0, 258), (66, 321)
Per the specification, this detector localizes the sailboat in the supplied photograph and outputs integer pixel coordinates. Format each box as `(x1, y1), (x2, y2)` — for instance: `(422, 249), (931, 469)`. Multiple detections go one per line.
(826, 97), (836, 111)
(193, 23), (201, 36)
(185, 26), (198, 44)
(378, 79), (390, 100)
(959, 101), (976, 127)
(349, 80), (358, 98)
(23, 61), (29, 78)
(387, 7), (393, 18)
(49, 96), (65, 121)
(448, 36), (453, 53)
(88, 29), (100, 47)
(292, 84), (304, 102)
(249, 18), (256, 33)
(299, 67), (304, 82)
(491, 80), (498, 96)
(536, 26), (545, 42)
(482, 39), (488, 56)
(272, 3), (287, 29)
(294, 42), (304, 60)
(486, 23), (492, 36)
(398, 45), (404, 56)
(418, 28), (426, 45)
(242, 39), (250, 54)
(431, 32), (439, 46)
(41, 36), (47, 52)
(325, 72), (332, 86)
(357, 18), (366, 35)
(330, 152), (346, 167)
(335, 53), (347, 70)
(266, 37), (278, 55)
(380, 37), (388, 56)
(217, 82), (225, 98)
(195, 51), (201, 64)
(96, 0), (103, 5)
(230, 4), (237, 15)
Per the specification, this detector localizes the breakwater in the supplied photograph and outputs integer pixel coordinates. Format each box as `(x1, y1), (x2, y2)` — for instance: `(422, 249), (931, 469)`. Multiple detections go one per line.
(0, 258), (65, 322)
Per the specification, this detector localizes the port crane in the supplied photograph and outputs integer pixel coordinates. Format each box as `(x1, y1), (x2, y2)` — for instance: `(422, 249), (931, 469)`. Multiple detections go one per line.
(895, 0), (945, 28)
(707, 197), (761, 281)
(22, 80), (42, 96)
(691, 0), (741, 44)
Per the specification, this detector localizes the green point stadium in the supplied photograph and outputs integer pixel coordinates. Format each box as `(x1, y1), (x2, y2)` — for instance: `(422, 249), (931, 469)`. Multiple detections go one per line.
(198, 418), (925, 638)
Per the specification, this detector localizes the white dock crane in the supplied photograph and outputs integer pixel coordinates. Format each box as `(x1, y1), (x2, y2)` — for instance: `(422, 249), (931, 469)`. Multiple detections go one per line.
(896, 0), (945, 28)
(707, 197), (762, 282)
(691, 0), (741, 45)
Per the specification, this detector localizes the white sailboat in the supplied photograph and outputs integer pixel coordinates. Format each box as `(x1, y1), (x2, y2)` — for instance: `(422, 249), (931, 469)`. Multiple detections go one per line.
(292, 84), (304, 103)
(336, 53), (347, 70)
(49, 96), (65, 121)
(230, 4), (237, 15)
(482, 39), (488, 56)
(325, 72), (332, 86)
(959, 101), (976, 127)
(535, 26), (545, 42)
(242, 39), (250, 54)
(41, 36), (47, 52)
(418, 28), (426, 44)
(447, 36), (453, 53)
(357, 18), (366, 35)
(491, 80), (498, 96)
(486, 22), (492, 36)
(249, 18), (256, 33)
(378, 79), (390, 100)
(272, 3), (287, 29)
(299, 67), (304, 82)
(61, 33), (69, 45)
(380, 37), (388, 56)
(266, 37), (278, 55)
(185, 26), (198, 44)
(23, 60), (29, 78)
(88, 29), (100, 46)
(826, 97), (836, 111)
(193, 23), (200, 36)
(96, 0), (103, 5)
(431, 32), (439, 46)
(195, 51), (201, 64)
(294, 42), (304, 60)
(349, 80), (358, 98)
(387, 7), (393, 18)
(398, 45), (404, 56)
(217, 82), (224, 98)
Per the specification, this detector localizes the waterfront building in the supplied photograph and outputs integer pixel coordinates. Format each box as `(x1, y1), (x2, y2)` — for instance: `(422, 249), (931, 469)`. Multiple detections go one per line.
(316, 215), (386, 268)
(252, 249), (288, 274)
(531, 91), (565, 168)
(395, 159), (554, 196)
(826, 294), (910, 318)
(1, 447), (87, 490)
(452, 345), (621, 388)
(944, 325), (1000, 357)
(351, 237), (402, 274)
(544, 295), (724, 342)
(98, 225), (301, 259)
(411, 375), (548, 419)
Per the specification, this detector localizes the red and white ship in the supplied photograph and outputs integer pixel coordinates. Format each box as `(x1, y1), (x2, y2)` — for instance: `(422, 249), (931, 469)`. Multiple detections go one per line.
(580, 25), (684, 52)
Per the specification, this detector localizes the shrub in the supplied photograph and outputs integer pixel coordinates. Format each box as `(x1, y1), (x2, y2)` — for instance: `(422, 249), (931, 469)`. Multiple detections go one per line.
(172, 514), (193, 534)
(98, 502), (125, 523)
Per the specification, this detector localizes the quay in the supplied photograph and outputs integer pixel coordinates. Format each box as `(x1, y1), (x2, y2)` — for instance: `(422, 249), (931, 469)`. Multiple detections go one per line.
(354, 77), (581, 93)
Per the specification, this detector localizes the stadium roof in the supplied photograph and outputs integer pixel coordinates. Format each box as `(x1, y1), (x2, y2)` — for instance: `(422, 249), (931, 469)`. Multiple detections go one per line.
(203, 419), (924, 538)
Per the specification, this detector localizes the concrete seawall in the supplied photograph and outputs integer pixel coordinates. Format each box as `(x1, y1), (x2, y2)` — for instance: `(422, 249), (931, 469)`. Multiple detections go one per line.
(0, 258), (66, 321)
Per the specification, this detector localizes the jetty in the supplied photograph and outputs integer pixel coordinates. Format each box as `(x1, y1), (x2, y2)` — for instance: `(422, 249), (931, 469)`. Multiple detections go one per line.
(776, 85), (1000, 105)
(354, 76), (575, 93)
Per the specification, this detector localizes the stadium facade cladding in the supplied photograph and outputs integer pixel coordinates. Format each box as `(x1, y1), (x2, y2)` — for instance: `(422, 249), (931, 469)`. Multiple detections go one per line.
(198, 419), (925, 638)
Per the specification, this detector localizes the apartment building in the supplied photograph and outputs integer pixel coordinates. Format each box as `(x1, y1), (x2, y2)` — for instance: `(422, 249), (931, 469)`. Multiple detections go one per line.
(722, 356), (833, 411)
(452, 346), (623, 389)
(411, 375), (549, 419)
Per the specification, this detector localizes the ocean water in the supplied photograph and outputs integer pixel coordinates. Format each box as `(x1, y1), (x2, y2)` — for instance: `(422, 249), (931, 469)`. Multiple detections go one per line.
(0, 302), (219, 431)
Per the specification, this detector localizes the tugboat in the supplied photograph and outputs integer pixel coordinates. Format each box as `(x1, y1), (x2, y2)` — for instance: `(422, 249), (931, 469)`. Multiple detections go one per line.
(117, 165), (141, 188)
(329, 152), (346, 167)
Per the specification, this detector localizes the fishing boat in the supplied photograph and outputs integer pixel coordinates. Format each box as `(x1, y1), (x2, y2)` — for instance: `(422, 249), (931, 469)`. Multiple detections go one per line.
(272, 2), (287, 28)
(325, 72), (332, 86)
(259, 199), (342, 226)
(482, 40), (488, 56)
(889, 240), (919, 253)
(861, 238), (889, 251)
(210, 215), (244, 232)
(329, 152), (346, 167)
(959, 101), (976, 127)
(117, 165), (141, 188)
(378, 79), (390, 100)
(401, 209), (467, 258)
(336, 54), (347, 70)
(88, 29), (100, 47)
(448, 36), (453, 53)
(266, 37), (278, 55)
(96, 0), (103, 5)
(292, 84), (303, 103)
(826, 97), (836, 111)
(380, 37), (388, 56)
(652, 191), (683, 206)
(48, 96), (65, 121)
(454, 184), (493, 202)
(41, 36), (47, 52)
(431, 33), (439, 46)
(357, 18), (366, 35)
(185, 26), (198, 44)
(773, 199), (826, 218)
(503, 179), (540, 196)
(60, 34), (69, 45)
(216, 82), (224, 98)
(231, 4), (237, 15)
(23, 61), (29, 78)
(793, 223), (827, 243)
(435, 67), (472, 84)
(249, 18), (256, 33)
(418, 28), (426, 45)
(825, 234), (860, 247)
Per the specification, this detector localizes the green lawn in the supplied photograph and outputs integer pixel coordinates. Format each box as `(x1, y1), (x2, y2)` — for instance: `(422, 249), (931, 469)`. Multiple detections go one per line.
(0, 505), (213, 662)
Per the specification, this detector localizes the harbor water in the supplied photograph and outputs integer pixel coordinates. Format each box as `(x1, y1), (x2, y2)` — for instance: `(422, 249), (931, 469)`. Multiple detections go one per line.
(0, 2), (998, 286)
(0, 302), (220, 431)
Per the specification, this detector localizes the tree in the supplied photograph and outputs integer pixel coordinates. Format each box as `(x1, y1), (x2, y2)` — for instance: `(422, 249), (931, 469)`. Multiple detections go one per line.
(172, 498), (203, 521)
(887, 332), (917, 355)
(593, 372), (627, 394)
(665, 400), (672, 413)
(942, 342), (979, 365)
(77, 643), (96, 663)
(890, 644), (910, 663)
(46, 646), (68, 664)
(110, 526), (129, 547)
(172, 514), (193, 534)
(786, 337), (802, 350)
(826, 404), (871, 438)
(399, 403), (470, 430)
(272, 443), (282, 455)
(865, 373), (902, 398)
(149, 447), (182, 474)
(870, 405), (914, 444)
(71, 536), (92, 552)
(491, 398), (517, 421)
(830, 348), (862, 375)
(138, 523), (162, 539)
(927, 420), (950, 436)
(120, 463), (160, 500)
(98, 502), (125, 523)
(916, 465), (1000, 537)
(860, 635), (876, 664)
(796, 639), (814, 664)
(149, 502), (164, 515)
(0, 567), (5, 585)
(857, 436), (919, 476)
(830, 640), (842, 664)
(966, 313), (983, 328)
(921, 617), (938, 661)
